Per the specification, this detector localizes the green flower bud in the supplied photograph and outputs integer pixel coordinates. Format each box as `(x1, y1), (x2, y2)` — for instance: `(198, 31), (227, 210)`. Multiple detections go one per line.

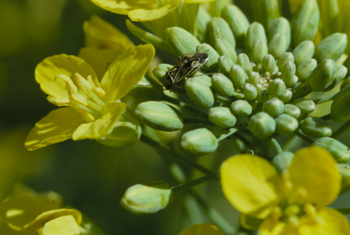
(219, 55), (235, 75)
(262, 54), (276, 73)
(135, 101), (183, 131)
(337, 164), (350, 193)
(250, 0), (280, 31)
(243, 83), (258, 100)
(341, 76), (350, 89)
(248, 112), (276, 138)
(300, 117), (332, 137)
(331, 85), (350, 122)
(327, 64), (348, 90)
(272, 152), (294, 173)
(208, 107), (237, 128)
(245, 22), (267, 54)
(230, 64), (247, 89)
(211, 73), (234, 96)
(277, 52), (294, 71)
(293, 98), (315, 113)
(197, 43), (219, 71)
(282, 62), (298, 87)
(292, 40), (315, 65)
(283, 104), (301, 118)
(312, 137), (350, 163)
(209, 17), (236, 62)
(196, 7), (212, 43)
(257, 90), (269, 103)
(309, 59), (335, 91)
(278, 88), (293, 103)
(266, 78), (286, 97)
(185, 77), (214, 108)
(237, 53), (253, 73)
(222, 4), (250, 47)
(248, 71), (260, 86)
(275, 114), (298, 135)
(268, 33), (287, 59)
(230, 100), (252, 117)
(291, 0), (320, 47)
(268, 17), (291, 50)
(251, 40), (268, 64)
(180, 128), (218, 154)
(314, 33), (347, 62)
(167, 27), (200, 55)
(121, 181), (173, 214)
(296, 58), (317, 81)
(263, 97), (284, 117)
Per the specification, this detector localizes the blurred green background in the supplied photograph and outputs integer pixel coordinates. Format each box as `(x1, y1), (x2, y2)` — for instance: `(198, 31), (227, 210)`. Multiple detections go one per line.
(0, 0), (349, 234)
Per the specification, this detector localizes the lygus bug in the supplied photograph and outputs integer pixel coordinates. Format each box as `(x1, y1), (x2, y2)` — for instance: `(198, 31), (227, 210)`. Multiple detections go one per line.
(164, 53), (209, 90)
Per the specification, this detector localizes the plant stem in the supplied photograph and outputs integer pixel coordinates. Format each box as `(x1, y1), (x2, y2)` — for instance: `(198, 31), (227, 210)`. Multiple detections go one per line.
(172, 172), (218, 193)
(295, 131), (313, 145)
(271, 138), (283, 154)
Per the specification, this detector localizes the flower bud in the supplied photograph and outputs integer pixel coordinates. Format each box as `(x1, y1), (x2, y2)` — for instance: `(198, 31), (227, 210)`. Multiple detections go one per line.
(283, 104), (301, 118)
(272, 152), (294, 172)
(196, 7), (212, 42)
(312, 137), (350, 163)
(263, 98), (284, 117)
(282, 62), (296, 84)
(275, 114), (298, 135)
(135, 101), (183, 131)
(268, 17), (291, 50)
(180, 128), (218, 154)
(248, 71), (260, 86)
(327, 64), (348, 90)
(296, 58), (317, 81)
(222, 4), (250, 47)
(121, 181), (173, 214)
(209, 17), (237, 62)
(331, 85), (350, 122)
(197, 44), (219, 71)
(248, 112), (276, 138)
(237, 53), (253, 73)
(268, 33), (288, 59)
(167, 27), (200, 55)
(208, 107), (236, 128)
(292, 40), (315, 65)
(243, 83), (258, 100)
(337, 164), (350, 193)
(314, 33), (347, 62)
(266, 78), (286, 97)
(257, 90), (269, 103)
(185, 77), (214, 108)
(301, 117), (332, 137)
(230, 100), (252, 117)
(245, 22), (267, 54)
(219, 55), (234, 75)
(309, 59), (335, 91)
(290, 0), (320, 47)
(293, 98), (315, 113)
(262, 54), (276, 73)
(278, 88), (293, 103)
(230, 64), (247, 89)
(211, 73), (234, 97)
(277, 52), (294, 71)
(251, 40), (268, 64)
(341, 77), (350, 89)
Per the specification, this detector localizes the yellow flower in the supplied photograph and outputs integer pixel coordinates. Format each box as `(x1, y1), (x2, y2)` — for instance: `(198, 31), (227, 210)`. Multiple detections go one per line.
(90, 0), (214, 21)
(220, 146), (350, 235)
(25, 44), (155, 150)
(178, 223), (224, 235)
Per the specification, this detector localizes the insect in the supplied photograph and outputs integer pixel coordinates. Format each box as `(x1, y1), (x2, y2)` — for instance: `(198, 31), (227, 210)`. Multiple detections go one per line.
(164, 53), (209, 90)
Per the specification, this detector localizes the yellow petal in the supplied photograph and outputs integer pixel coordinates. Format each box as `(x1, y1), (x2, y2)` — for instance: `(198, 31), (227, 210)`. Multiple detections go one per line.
(260, 219), (298, 235)
(220, 154), (282, 218)
(128, 2), (179, 21)
(35, 54), (97, 100)
(178, 223), (224, 235)
(78, 47), (122, 79)
(299, 208), (350, 235)
(72, 102), (126, 140)
(288, 146), (341, 207)
(25, 108), (86, 151)
(83, 15), (134, 50)
(185, 0), (214, 3)
(101, 44), (155, 102)
(40, 215), (82, 235)
(90, 0), (131, 14)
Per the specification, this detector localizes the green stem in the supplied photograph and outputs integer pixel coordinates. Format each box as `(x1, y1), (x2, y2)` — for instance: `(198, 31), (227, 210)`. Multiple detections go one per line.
(295, 131), (313, 145)
(332, 120), (350, 138)
(141, 135), (213, 174)
(172, 172), (218, 193)
(271, 138), (283, 154)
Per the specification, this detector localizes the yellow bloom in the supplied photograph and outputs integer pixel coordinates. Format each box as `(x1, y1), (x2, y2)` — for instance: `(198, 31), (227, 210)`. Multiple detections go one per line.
(90, 0), (214, 21)
(25, 44), (155, 150)
(178, 223), (224, 235)
(220, 146), (350, 235)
